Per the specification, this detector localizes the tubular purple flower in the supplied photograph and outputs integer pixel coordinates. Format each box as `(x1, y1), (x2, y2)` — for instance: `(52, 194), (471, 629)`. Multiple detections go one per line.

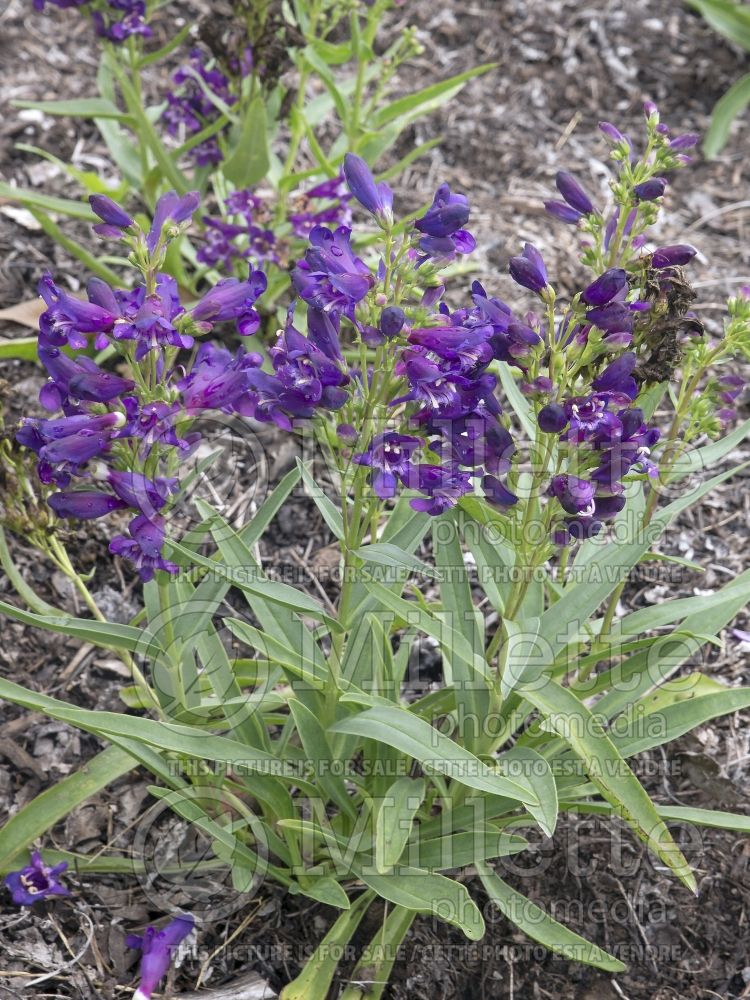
(549, 475), (596, 516)
(633, 177), (667, 201)
(190, 272), (267, 330)
(599, 121), (625, 143)
(146, 190), (200, 253)
(354, 432), (422, 499)
(592, 352), (638, 399)
(48, 490), (129, 519)
(483, 474), (518, 507)
(5, 852), (70, 906)
(544, 200), (582, 224)
(127, 914), (195, 1000)
(415, 184), (471, 239)
(669, 133), (699, 150)
(40, 431), (112, 466)
(408, 464), (472, 515)
(379, 306), (406, 339)
(581, 268), (628, 307)
(342, 153), (393, 220)
(509, 244), (547, 294)
(651, 244), (697, 269)
(537, 402), (568, 434)
(555, 171), (594, 215)
(89, 195), (134, 230)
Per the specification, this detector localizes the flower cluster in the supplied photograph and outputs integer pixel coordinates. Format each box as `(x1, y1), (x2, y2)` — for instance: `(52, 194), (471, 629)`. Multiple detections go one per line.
(32, 0), (150, 41)
(16, 191), (266, 580)
(537, 354), (660, 540)
(161, 49), (238, 167)
(197, 179), (352, 275)
(197, 189), (279, 272)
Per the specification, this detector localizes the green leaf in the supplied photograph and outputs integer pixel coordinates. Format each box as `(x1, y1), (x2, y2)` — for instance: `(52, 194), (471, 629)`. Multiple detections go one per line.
(0, 599), (165, 659)
(613, 687), (750, 757)
(289, 700), (357, 820)
(338, 905), (414, 1000)
(499, 745), (558, 837)
(12, 98), (129, 119)
(372, 64), (495, 128)
(521, 679), (697, 891)
(374, 777), (425, 873)
(330, 705), (540, 805)
(0, 746), (135, 870)
(281, 891), (372, 1000)
(170, 538), (340, 632)
(0, 181), (96, 221)
(705, 72), (750, 157)
(290, 875), (351, 908)
(414, 827), (528, 870)
(225, 618), (328, 690)
(222, 96), (271, 188)
(352, 542), (440, 580)
(0, 676), (294, 779)
(296, 459), (345, 540)
(0, 337), (38, 361)
(495, 363), (537, 440)
(499, 617), (545, 699)
(351, 859), (485, 940)
(566, 799), (750, 833)
(685, 0), (750, 52)
(477, 863), (625, 972)
(433, 511), (490, 750)
(668, 414), (750, 479)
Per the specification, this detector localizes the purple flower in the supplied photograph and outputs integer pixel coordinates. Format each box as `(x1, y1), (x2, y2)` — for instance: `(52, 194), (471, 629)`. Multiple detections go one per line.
(380, 306), (406, 339)
(537, 402), (567, 434)
(549, 475), (596, 516)
(98, 469), (178, 517)
(585, 302), (634, 336)
(109, 515), (179, 582)
(415, 183), (470, 238)
(634, 177), (667, 201)
(5, 851), (70, 906)
(592, 352), (638, 400)
(408, 464), (473, 515)
(554, 171), (594, 215)
(89, 194), (134, 237)
(38, 274), (115, 351)
(669, 133), (699, 151)
(110, 275), (192, 361)
(544, 200), (584, 224)
(407, 325), (494, 372)
(162, 49), (235, 166)
(483, 474), (518, 506)
(178, 342), (262, 411)
(343, 153), (393, 220)
(48, 490), (129, 519)
(146, 190), (200, 254)
(127, 914), (195, 1000)
(509, 244), (548, 294)
(354, 432), (422, 498)
(651, 244), (697, 269)
(190, 272), (267, 335)
(599, 121), (626, 143)
(564, 395), (621, 443)
(292, 226), (374, 315)
(581, 269), (628, 307)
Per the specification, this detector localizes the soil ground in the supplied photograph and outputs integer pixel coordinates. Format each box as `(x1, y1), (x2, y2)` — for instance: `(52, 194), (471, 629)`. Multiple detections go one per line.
(1, 0), (750, 997)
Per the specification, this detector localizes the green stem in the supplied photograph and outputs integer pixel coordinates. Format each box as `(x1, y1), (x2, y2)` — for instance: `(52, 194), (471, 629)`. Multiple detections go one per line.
(0, 527), (59, 616)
